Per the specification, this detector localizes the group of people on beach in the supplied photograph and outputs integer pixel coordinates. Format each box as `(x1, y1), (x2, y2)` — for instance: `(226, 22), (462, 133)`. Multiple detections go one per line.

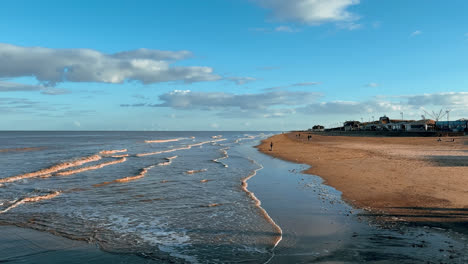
(437, 138), (456, 142)
(295, 133), (312, 141)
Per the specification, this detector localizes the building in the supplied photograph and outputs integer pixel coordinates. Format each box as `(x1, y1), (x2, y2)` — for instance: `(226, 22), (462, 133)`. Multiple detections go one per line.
(311, 125), (325, 132)
(405, 119), (436, 131)
(343, 121), (361, 131)
(436, 120), (468, 132)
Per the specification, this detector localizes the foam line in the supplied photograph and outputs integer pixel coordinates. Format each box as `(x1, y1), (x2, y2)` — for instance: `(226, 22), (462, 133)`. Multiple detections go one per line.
(0, 155), (102, 184)
(186, 169), (207, 174)
(136, 139), (226, 157)
(99, 149), (127, 155)
(94, 156), (177, 187)
(0, 191), (61, 214)
(93, 165), (155, 187)
(111, 154), (129, 158)
(234, 135), (256, 144)
(241, 159), (282, 262)
(56, 157), (127, 176)
(212, 147), (229, 168)
(145, 138), (187, 143)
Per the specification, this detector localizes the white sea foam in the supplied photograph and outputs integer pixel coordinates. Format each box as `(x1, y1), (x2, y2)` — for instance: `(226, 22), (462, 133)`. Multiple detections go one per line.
(0, 155), (102, 184)
(0, 191), (61, 214)
(145, 138), (188, 144)
(136, 139), (226, 157)
(185, 169), (207, 174)
(56, 157), (127, 176)
(99, 149), (127, 155)
(212, 147), (229, 168)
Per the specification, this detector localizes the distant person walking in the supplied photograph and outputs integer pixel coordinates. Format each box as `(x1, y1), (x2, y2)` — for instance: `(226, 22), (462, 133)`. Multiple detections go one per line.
(270, 141), (273, 151)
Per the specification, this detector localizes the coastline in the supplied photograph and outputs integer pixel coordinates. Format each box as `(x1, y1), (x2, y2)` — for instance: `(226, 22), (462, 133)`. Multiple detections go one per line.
(257, 132), (468, 227)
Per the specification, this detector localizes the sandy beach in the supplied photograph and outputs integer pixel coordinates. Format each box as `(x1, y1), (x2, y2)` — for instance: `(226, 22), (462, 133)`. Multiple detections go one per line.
(258, 132), (468, 225)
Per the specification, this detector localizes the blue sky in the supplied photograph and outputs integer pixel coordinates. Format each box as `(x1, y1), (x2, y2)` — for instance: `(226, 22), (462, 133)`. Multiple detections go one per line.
(1, 0), (467, 130)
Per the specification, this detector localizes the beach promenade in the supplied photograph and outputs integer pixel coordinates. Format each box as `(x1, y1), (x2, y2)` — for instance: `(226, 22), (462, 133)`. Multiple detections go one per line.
(258, 132), (468, 226)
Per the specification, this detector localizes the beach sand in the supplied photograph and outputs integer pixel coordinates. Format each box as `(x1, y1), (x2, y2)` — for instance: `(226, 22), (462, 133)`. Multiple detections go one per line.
(257, 132), (468, 225)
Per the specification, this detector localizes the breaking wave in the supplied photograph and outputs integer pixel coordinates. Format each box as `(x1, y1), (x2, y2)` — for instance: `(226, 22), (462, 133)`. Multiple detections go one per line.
(111, 154), (129, 158)
(99, 149), (127, 155)
(56, 157), (127, 176)
(94, 156), (178, 187)
(136, 139), (226, 157)
(212, 147), (229, 168)
(0, 191), (61, 214)
(185, 169), (207, 174)
(145, 138), (188, 144)
(234, 135), (256, 144)
(0, 155), (102, 184)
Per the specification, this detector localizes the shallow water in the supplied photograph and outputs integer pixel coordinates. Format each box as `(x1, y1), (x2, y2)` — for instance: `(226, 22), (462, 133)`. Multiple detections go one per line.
(0, 131), (466, 263)
(0, 131), (278, 263)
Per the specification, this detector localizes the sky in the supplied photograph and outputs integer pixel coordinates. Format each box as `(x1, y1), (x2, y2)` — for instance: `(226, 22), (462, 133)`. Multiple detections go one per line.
(1, 0), (467, 131)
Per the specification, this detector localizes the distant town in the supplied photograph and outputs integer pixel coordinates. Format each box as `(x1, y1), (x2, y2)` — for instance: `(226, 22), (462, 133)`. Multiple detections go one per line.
(310, 115), (468, 137)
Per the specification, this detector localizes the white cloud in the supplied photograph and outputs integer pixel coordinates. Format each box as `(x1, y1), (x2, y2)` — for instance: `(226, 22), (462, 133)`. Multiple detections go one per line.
(264, 81), (321, 91)
(410, 30), (422, 37)
(0, 81), (70, 95)
(365, 82), (379, 88)
(122, 89), (321, 118)
(0, 43), (221, 85)
(275, 26), (299, 32)
(226, 76), (257, 85)
(253, 0), (360, 26)
(299, 99), (402, 115)
(120, 91), (468, 121)
(153, 90), (320, 110)
(404, 92), (468, 107)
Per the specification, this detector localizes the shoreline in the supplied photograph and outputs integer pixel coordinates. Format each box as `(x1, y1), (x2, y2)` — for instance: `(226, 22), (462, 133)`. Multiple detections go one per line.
(257, 132), (468, 228)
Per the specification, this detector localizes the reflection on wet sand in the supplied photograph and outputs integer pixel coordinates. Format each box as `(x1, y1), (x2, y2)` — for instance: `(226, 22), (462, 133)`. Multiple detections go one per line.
(241, 160), (283, 252)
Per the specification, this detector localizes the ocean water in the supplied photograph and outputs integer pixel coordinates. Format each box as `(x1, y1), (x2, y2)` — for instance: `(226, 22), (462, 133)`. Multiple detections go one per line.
(1, 131), (467, 263)
(0, 131), (279, 263)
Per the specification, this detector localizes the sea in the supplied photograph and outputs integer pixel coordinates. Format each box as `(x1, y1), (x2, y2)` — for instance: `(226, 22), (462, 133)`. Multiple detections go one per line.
(0, 131), (467, 263)
(0, 131), (282, 263)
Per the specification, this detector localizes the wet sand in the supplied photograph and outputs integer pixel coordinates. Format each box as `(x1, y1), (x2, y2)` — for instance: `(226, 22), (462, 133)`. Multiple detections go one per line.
(257, 133), (468, 225)
(0, 225), (152, 263)
(245, 142), (468, 263)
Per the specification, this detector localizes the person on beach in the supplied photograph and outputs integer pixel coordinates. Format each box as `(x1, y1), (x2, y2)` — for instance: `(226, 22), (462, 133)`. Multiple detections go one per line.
(270, 141), (273, 151)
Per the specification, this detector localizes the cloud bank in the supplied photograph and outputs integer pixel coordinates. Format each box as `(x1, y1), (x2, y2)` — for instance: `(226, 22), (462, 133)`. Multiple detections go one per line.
(0, 43), (221, 85)
(121, 91), (468, 120)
